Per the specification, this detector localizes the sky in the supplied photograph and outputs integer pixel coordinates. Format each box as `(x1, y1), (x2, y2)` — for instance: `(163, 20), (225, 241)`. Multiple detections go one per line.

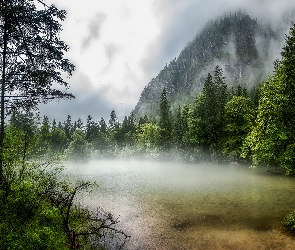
(39, 0), (295, 123)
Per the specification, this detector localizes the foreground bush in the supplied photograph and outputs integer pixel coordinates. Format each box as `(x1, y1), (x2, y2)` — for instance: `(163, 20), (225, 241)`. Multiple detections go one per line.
(283, 212), (295, 233)
(0, 161), (128, 249)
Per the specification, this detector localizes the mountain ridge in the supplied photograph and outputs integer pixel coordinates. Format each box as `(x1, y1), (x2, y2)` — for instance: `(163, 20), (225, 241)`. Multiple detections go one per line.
(133, 10), (293, 119)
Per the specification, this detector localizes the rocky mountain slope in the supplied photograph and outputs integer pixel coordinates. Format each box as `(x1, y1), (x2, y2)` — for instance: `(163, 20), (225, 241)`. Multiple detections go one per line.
(133, 10), (294, 119)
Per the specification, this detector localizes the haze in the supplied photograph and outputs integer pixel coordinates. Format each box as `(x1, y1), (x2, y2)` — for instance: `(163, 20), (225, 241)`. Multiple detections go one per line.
(40, 0), (295, 122)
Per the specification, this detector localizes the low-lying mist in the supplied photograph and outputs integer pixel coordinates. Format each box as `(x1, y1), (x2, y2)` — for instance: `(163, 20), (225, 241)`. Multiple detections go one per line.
(63, 159), (295, 249)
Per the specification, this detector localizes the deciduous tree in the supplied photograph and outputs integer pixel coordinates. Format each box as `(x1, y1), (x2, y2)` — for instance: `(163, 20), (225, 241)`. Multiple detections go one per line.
(223, 96), (255, 160)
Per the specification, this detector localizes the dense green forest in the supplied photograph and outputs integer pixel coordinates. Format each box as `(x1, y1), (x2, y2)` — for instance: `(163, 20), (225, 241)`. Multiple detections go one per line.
(10, 20), (295, 177)
(6, 69), (256, 163)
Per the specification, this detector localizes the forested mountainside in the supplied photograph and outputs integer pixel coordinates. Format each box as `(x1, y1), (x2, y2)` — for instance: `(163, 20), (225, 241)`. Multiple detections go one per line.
(133, 10), (293, 119)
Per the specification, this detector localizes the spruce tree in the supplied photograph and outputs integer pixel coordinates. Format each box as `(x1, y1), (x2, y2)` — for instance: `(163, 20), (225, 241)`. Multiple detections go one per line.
(158, 87), (172, 150)
(63, 115), (73, 141)
(108, 110), (118, 129)
(172, 106), (183, 148)
(85, 115), (96, 143)
(243, 23), (295, 174)
(98, 118), (108, 152)
(37, 115), (51, 154)
(187, 66), (228, 158)
(0, 0), (75, 182)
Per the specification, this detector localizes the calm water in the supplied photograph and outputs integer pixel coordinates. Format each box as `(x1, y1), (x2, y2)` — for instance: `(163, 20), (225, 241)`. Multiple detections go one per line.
(64, 160), (295, 249)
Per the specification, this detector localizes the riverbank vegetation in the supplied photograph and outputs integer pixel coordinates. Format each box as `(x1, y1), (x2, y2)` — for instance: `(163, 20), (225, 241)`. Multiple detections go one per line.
(0, 1), (128, 249)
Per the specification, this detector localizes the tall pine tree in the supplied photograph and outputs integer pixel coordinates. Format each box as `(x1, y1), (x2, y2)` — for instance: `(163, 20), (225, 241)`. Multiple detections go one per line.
(186, 66), (228, 158)
(158, 87), (172, 151)
(242, 23), (295, 174)
(0, 0), (75, 182)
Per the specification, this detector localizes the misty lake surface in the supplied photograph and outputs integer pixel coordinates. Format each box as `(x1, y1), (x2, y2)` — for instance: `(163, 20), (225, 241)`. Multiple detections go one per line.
(64, 160), (295, 249)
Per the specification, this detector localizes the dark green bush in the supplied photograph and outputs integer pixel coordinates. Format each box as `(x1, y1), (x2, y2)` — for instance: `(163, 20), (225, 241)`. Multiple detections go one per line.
(0, 185), (69, 250)
(283, 212), (295, 233)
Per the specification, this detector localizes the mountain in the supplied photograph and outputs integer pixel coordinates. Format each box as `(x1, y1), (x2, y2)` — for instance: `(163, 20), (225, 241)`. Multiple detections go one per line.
(132, 10), (294, 119)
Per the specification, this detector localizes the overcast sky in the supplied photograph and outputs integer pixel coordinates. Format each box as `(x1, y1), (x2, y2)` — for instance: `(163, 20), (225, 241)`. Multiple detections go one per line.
(39, 0), (295, 123)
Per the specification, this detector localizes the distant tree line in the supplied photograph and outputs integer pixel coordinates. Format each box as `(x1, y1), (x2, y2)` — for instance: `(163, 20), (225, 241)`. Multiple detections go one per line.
(4, 23), (295, 176)
(8, 23), (295, 176)
(0, 72), (263, 164)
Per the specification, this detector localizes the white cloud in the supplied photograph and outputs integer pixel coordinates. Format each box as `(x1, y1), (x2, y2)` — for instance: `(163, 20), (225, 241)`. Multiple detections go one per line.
(48, 0), (162, 110)
(43, 0), (295, 122)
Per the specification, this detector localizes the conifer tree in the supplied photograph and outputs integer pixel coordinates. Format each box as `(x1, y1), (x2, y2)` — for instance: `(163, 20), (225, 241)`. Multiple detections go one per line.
(0, 0), (75, 182)
(172, 106), (183, 148)
(63, 115), (73, 140)
(108, 110), (118, 129)
(85, 115), (99, 144)
(37, 115), (51, 154)
(187, 66), (228, 158)
(158, 87), (172, 150)
(51, 119), (56, 130)
(243, 23), (295, 174)
(99, 117), (107, 134)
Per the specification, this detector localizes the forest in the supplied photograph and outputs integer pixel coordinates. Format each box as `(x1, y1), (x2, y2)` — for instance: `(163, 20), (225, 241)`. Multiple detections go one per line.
(12, 19), (295, 175)
(6, 69), (258, 164)
(0, 1), (128, 249)
(2, 0), (295, 249)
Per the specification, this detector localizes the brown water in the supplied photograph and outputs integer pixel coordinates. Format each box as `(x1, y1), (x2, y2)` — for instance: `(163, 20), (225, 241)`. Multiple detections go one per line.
(64, 160), (295, 249)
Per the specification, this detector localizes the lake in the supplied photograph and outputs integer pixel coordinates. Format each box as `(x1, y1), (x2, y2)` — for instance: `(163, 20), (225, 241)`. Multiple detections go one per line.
(64, 160), (295, 249)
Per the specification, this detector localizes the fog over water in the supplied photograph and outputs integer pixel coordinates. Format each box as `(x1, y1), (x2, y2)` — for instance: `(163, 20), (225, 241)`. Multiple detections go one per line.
(64, 160), (295, 249)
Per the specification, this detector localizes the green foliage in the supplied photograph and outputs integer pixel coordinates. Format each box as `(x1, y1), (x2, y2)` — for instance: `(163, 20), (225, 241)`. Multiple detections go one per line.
(63, 115), (74, 141)
(223, 96), (255, 160)
(242, 23), (295, 174)
(8, 111), (39, 158)
(85, 115), (99, 144)
(172, 106), (185, 148)
(0, 157), (69, 249)
(136, 123), (160, 158)
(283, 212), (295, 233)
(0, 156), (128, 249)
(118, 114), (136, 148)
(133, 11), (278, 119)
(36, 116), (51, 155)
(66, 130), (90, 161)
(158, 87), (172, 150)
(50, 127), (68, 155)
(185, 66), (228, 160)
(0, 194), (68, 250)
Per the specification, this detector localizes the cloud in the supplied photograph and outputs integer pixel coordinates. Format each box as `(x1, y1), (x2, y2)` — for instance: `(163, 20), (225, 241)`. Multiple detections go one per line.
(99, 43), (122, 75)
(39, 72), (116, 123)
(43, 0), (295, 123)
(82, 13), (107, 51)
(142, 0), (295, 81)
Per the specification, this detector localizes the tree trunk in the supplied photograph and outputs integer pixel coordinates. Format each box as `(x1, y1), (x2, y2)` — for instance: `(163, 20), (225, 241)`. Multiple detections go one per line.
(0, 14), (8, 185)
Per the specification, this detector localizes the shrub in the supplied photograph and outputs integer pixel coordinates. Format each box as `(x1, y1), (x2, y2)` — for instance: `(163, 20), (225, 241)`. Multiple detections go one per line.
(283, 212), (295, 232)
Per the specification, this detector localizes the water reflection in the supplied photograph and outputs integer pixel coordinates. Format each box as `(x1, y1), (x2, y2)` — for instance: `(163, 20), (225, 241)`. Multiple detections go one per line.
(64, 160), (295, 249)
